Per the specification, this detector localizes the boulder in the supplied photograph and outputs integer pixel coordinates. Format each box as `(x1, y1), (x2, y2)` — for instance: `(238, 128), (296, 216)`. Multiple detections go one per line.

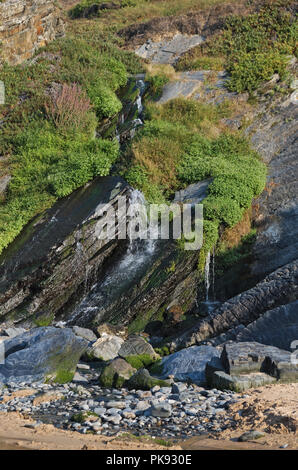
(100, 358), (136, 388)
(126, 368), (171, 391)
(159, 345), (221, 385)
(119, 335), (157, 359)
(211, 370), (277, 392)
(206, 341), (298, 391)
(221, 341), (294, 376)
(86, 334), (124, 361)
(72, 326), (97, 343)
(0, 327), (88, 385)
(96, 323), (128, 340)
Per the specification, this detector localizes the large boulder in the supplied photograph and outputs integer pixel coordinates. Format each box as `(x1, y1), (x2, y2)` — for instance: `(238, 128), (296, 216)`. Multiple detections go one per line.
(221, 341), (295, 377)
(0, 327), (88, 385)
(119, 335), (157, 359)
(159, 345), (221, 385)
(86, 334), (124, 361)
(100, 358), (136, 388)
(206, 341), (298, 391)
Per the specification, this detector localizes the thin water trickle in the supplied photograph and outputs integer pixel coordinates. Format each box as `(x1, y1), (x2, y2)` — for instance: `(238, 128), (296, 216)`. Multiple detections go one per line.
(205, 250), (211, 302)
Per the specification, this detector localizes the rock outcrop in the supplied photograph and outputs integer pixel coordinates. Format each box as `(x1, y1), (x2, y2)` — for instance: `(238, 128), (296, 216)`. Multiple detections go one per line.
(171, 260), (298, 350)
(206, 341), (298, 391)
(0, 0), (65, 65)
(210, 301), (298, 351)
(0, 176), (131, 326)
(0, 327), (88, 384)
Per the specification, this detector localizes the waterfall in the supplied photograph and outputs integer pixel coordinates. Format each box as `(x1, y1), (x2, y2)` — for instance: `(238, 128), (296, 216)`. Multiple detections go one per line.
(205, 251), (211, 301)
(67, 189), (157, 325)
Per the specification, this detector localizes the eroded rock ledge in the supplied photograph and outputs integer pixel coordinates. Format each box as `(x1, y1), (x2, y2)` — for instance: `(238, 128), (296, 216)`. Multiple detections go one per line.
(0, 0), (65, 65)
(170, 260), (298, 350)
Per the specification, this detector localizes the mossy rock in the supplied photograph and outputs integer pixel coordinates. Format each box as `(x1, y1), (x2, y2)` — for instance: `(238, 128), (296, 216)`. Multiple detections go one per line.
(99, 358), (136, 388)
(125, 354), (157, 370)
(126, 368), (170, 391)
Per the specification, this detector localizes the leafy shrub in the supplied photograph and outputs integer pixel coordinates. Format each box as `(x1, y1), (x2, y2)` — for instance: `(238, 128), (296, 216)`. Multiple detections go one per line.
(147, 73), (169, 99)
(0, 123), (119, 253)
(204, 196), (244, 228)
(87, 82), (122, 119)
(227, 52), (289, 93)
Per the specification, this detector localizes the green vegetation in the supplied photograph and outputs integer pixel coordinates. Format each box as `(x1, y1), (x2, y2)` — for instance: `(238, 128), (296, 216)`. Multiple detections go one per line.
(176, 2), (297, 93)
(71, 411), (98, 423)
(125, 354), (157, 370)
(154, 346), (170, 357)
(0, 31), (142, 254)
(34, 313), (55, 327)
(123, 97), (266, 260)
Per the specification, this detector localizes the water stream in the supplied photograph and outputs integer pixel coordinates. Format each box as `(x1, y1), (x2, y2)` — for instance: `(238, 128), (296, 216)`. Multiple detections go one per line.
(67, 78), (157, 326)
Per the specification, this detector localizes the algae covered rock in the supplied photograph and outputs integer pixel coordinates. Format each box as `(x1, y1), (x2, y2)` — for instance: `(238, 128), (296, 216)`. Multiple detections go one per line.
(0, 327), (88, 385)
(100, 358), (136, 388)
(126, 368), (170, 391)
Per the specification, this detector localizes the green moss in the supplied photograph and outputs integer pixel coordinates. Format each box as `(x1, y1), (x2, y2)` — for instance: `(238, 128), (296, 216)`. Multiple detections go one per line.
(71, 411), (98, 423)
(125, 354), (157, 370)
(52, 370), (75, 384)
(33, 314), (54, 327)
(154, 346), (170, 357)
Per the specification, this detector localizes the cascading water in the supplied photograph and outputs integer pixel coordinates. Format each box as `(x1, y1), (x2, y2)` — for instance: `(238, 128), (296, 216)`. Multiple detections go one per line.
(204, 251), (211, 302)
(67, 188), (157, 326)
(199, 248), (221, 314)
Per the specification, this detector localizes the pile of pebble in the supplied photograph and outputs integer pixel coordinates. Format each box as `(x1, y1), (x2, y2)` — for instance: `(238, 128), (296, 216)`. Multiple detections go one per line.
(0, 365), (240, 440)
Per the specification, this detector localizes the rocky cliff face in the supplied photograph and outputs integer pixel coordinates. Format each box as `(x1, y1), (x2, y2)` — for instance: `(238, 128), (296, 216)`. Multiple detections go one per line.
(0, 0), (65, 65)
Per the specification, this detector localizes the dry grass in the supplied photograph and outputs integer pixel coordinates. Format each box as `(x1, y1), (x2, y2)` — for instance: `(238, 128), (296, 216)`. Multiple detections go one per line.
(66, 0), (241, 32)
(219, 209), (252, 250)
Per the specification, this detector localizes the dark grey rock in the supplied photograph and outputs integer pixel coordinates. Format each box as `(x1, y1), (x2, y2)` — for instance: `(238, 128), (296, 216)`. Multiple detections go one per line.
(0, 327), (88, 384)
(159, 345), (221, 385)
(221, 341), (293, 376)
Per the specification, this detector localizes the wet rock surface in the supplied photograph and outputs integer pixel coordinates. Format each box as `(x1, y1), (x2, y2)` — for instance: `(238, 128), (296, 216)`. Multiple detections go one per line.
(0, 176), (131, 327)
(171, 260), (298, 350)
